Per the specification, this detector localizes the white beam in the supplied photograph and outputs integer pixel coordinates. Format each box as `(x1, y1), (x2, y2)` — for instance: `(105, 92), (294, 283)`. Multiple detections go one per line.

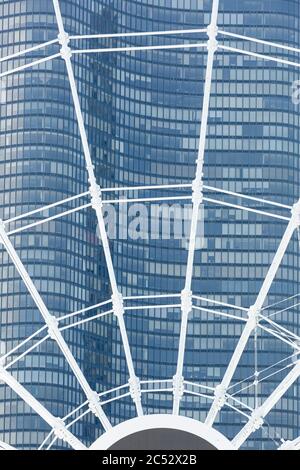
(1, 324), (47, 362)
(204, 196), (290, 221)
(219, 29), (300, 55)
(232, 360), (300, 449)
(258, 325), (300, 351)
(52, 0), (143, 417)
(205, 200), (300, 427)
(173, 0), (219, 415)
(0, 38), (58, 64)
(70, 27), (207, 41)
(0, 365), (86, 450)
(59, 298), (112, 322)
(73, 42), (207, 55)
(0, 220), (111, 431)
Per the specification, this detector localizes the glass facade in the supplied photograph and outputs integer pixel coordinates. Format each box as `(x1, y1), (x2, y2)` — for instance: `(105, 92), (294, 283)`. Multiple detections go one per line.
(106, 0), (300, 449)
(0, 0), (299, 450)
(0, 0), (113, 448)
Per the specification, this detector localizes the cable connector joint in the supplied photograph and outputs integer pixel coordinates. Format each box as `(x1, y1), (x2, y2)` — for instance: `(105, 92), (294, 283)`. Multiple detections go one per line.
(173, 374), (184, 400)
(129, 376), (141, 404)
(47, 315), (59, 340)
(291, 199), (300, 228)
(88, 391), (102, 416)
(181, 289), (192, 317)
(213, 383), (227, 410)
(207, 24), (218, 53)
(53, 418), (69, 442)
(247, 409), (264, 433)
(90, 184), (103, 211)
(247, 305), (260, 330)
(192, 179), (204, 206)
(112, 291), (124, 318)
(0, 219), (6, 243)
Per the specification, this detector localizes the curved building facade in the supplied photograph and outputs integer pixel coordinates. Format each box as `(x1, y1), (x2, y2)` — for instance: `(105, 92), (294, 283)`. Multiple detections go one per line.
(0, 0), (299, 450)
(106, 0), (300, 449)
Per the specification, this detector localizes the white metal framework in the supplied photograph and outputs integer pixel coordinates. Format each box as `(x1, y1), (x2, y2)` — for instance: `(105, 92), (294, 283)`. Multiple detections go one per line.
(0, 0), (299, 450)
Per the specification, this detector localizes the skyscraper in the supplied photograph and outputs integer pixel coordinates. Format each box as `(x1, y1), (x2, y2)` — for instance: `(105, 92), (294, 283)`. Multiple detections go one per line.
(0, 0), (299, 450)
(0, 0), (114, 448)
(103, 0), (300, 448)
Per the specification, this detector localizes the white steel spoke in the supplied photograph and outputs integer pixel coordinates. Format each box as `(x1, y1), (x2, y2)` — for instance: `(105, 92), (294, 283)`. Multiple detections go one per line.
(0, 221), (111, 431)
(172, 0), (219, 415)
(58, 299), (112, 322)
(231, 360), (300, 449)
(192, 305), (246, 322)
(105, 195), (192, 204)
(52, 0), (143, 417)
(1, 324), (47, 362)
(4, 191), (89, 225)
(0, 365), (87, 450)
(205, 201), (300, 427)
(7, 203), (92, 236)
(259, 315), (300, 344)
(203, 196), (290, 221)
(204, 185), (291, 210)
(60, 310), (114, 332)
(0, 440), (16, 450)
(4, 194), (289, 237)
(193, 294), (248, 312)
(124, 293), (181, 300)
(219, 44), (300, 69)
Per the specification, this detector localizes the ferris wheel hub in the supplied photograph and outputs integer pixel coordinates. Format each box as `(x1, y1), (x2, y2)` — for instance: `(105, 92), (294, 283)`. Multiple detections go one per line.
(90, 415), (235, 450)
